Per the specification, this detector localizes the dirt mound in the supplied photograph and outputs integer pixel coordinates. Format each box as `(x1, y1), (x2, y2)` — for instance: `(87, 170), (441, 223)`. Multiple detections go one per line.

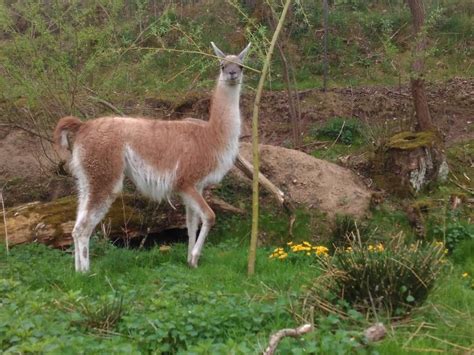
(238, 143), (372, 218)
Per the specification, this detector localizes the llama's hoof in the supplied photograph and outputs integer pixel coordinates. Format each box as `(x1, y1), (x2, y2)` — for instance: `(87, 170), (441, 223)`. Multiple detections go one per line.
(188, 254), (199, 268)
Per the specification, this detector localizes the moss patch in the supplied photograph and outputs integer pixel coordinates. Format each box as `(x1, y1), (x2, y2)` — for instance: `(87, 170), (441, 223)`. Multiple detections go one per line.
(387, 131), (439, 150)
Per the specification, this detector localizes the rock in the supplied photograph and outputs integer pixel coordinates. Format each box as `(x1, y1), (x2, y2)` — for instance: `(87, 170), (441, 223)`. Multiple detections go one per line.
(364, 322), (386, 343)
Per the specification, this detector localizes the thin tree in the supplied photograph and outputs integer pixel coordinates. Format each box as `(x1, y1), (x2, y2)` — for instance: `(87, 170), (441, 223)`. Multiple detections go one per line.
(248, 0), (292, 276)
(266, 5), (302, 147)
(406, 0), (433, 131)
(322, 0), (329, 91)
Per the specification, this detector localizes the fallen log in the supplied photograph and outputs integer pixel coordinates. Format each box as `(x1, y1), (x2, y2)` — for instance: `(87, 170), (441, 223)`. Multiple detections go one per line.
(0, 194), (243, 249)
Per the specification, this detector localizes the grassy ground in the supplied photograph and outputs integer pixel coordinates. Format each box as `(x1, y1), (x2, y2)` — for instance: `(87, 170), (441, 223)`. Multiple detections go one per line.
(0, 241), (321, 353)
(1, 233), (473, 353)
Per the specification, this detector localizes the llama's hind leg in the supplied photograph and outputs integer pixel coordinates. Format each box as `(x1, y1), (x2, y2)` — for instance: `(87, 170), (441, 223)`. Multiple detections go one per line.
(72, 177), (123, 272)
(185, 205), (199, 264)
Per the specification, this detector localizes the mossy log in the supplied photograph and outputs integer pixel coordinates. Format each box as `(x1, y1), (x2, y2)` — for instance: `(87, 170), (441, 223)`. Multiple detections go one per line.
(372, 131), (448, 196)
(0, 194), (243, 249)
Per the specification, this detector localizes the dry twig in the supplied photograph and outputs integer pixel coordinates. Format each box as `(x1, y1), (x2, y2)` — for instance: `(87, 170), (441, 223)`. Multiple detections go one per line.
(263, 323), (313, 355)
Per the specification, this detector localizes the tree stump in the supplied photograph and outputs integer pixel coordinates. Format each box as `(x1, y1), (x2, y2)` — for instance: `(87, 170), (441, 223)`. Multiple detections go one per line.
(372, 131), (449, 196)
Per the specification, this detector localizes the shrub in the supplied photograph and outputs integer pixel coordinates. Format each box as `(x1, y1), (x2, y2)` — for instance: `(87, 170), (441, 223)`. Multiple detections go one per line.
(312, 117), (363, 145)
(429, 211), (474, 252)
(303, 234), (447, 318)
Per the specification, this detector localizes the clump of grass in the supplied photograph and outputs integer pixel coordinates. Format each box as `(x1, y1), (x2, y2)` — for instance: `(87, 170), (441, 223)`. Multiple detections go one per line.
(303, 233), (448, 318)
(73, 295), (124, 334)
(331, 214), (369, 248)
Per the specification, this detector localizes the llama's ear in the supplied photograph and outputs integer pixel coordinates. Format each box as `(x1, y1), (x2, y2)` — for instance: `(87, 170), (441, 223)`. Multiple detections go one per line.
(238, 42), (251, 61)
(211, 42), (225, 59)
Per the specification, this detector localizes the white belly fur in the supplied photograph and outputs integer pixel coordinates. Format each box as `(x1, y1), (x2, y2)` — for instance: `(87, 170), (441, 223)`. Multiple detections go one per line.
(124, 145), (178, 202)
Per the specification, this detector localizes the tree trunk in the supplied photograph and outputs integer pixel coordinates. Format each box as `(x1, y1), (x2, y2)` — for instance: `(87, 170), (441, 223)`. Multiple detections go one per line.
(407, 0), (433, 131)
(322, 0), (329, 91)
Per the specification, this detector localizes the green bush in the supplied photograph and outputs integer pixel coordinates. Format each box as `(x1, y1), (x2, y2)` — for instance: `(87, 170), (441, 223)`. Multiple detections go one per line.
(304, 235), (447, 317)
(312, 117), (363, 145)
(429, 211), (474, 252)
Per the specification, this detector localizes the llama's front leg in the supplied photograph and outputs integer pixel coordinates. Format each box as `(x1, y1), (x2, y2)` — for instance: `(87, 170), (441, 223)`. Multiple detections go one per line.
(181, 187), (215, 268)
(185, 205), (199, 263)
(189, 214), (214, 268)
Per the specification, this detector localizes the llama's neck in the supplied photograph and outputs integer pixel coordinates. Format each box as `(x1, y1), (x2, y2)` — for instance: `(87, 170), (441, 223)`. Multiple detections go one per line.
(208, 76), (242, 146)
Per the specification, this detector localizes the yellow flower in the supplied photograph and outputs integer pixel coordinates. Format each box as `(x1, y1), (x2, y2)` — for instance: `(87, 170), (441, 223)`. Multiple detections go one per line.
(368, 245), (375, 252)
(278, 253), (288, 260)
(435, 241), (444, 248)
(462, 272), (469, 278)
(346, 246), (353, 253)
(303, 241), (311, 247)
(375, 243), (384, 252)
(306, 252), (311, 256)
(287, 241), (293, 246)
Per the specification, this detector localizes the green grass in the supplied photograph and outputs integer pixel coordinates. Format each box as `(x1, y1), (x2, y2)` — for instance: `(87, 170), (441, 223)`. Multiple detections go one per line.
(1, 231), (473, 353)
(0, 240), (320, 353)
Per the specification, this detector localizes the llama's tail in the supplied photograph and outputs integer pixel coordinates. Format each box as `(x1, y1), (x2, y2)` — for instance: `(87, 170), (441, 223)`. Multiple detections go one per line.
(53, 116), (83, 151)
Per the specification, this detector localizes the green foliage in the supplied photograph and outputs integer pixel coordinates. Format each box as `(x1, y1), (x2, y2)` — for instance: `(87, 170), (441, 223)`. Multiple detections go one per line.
(428, 210), (474, 252)
(312, 117), (363, 145)
(306, 235), (447, 317)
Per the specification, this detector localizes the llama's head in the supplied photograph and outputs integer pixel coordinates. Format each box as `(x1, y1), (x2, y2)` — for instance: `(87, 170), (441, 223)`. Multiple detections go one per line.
(211, 42), (251, 86)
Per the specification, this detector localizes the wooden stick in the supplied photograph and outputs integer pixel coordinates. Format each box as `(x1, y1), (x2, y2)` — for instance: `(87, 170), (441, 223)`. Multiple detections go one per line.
(235, 154), (286, 207)
(264, 324), (313, 355)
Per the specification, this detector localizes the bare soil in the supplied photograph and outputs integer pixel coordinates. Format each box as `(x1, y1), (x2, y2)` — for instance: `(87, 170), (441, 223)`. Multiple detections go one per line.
(178, 78), (473, 146)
